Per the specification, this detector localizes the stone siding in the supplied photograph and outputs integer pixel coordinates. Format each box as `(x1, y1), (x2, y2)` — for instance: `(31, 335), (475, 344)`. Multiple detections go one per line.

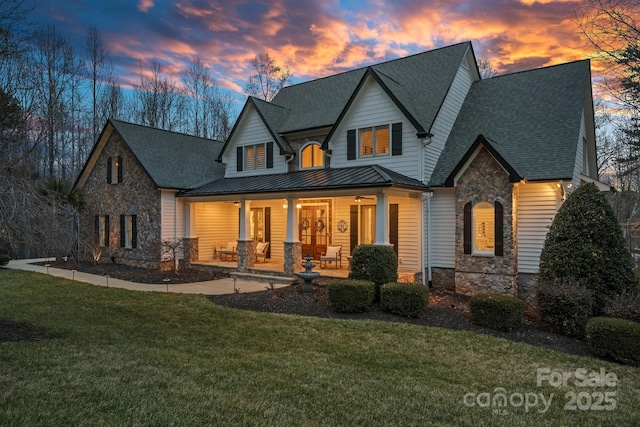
(285, 133), (330, 171)
(79, 131), (163, 267)
(454, 147), (517, 296)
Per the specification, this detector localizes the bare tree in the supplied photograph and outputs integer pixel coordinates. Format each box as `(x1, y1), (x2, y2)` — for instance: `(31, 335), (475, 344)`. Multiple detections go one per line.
(477, 58), (498, 78)
(132, 58), (185, 130)
(85, 26), (112, 140)
(245, 53), (292, 101)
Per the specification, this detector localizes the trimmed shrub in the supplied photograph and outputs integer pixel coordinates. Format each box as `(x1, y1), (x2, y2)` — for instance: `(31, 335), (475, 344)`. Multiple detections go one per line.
(538, 278), (593, 338)
(603, 292), (640, 323)
(538, 183), (635, 315)
(0, 254), (9, 266)
(349, 245), (397, 300)
(586, 317), (640, 366)
(538, 279), (593, 338)
(380, 282), (429, 318)
(327, 280), (375, 313)
(470, 293), (524, 331)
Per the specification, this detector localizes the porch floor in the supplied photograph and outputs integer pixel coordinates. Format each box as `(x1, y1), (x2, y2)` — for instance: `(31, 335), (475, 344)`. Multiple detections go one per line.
(192, 259), (418, 282)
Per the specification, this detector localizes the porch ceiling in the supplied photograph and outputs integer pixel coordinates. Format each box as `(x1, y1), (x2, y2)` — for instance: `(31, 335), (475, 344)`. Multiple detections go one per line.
(179, 165), (430, 200)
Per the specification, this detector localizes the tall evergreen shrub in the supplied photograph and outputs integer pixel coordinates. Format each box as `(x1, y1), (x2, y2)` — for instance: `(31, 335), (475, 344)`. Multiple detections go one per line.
(538, 183), (635, 314)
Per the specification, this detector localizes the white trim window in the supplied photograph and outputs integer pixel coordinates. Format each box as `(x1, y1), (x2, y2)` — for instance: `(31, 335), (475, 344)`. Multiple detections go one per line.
(300, 142), (324, 169)
(359, 125), (390, 157)
(245, 143), (266, 170)
(473, 202), (494, 253)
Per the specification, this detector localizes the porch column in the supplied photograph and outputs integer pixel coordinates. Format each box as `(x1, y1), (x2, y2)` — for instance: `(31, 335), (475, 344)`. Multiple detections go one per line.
(375, 193), (390, 245)
(284, 197), (302, 275)
(238, 200), (254, 271)
(182, 202), (199, 265)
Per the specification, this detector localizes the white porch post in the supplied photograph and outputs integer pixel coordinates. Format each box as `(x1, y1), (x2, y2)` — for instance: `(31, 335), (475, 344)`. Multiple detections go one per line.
(285, 197), (299, 242)
(375, 193), (390, 245)
(239, 200), (251, 240)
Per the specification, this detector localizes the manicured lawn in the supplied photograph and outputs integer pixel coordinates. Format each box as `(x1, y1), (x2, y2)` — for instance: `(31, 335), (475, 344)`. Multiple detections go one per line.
(1, 269), (639, 426)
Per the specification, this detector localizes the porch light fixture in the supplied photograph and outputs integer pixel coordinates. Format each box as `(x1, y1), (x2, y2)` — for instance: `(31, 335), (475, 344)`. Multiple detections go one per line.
(296, 203), (302, 209)
(233, 201), (240, 207)
(355, 196), (362, 203)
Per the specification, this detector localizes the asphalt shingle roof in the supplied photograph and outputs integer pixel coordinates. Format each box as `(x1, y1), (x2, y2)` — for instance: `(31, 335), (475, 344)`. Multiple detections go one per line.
(430, 59), (591, 185)
(110, 119), (225, 190)
(181, 164), (430, 197)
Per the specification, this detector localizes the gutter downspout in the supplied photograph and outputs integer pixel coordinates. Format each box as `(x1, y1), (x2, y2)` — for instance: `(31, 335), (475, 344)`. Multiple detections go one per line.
(422, 191), (434, 288)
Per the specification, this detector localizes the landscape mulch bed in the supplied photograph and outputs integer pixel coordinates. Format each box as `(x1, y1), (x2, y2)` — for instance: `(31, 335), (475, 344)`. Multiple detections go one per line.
(2, 262), (592, 360)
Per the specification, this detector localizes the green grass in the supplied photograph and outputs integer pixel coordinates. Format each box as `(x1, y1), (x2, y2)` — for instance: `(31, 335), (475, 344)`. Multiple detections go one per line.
(1, 269), (639, 426)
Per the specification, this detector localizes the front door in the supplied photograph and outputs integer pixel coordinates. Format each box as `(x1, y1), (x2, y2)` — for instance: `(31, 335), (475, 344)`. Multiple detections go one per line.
(299, 205), (328, 259)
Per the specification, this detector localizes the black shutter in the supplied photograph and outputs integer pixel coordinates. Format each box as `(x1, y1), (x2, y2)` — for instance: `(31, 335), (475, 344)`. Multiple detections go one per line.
(264, 207), (271, 258)
(347, 129), (356, 160)
(120, 215), (125, 247)
(391, 123), (402, 156)
(495, 201), (503, 257)
(266, 142), (273, 169)
(389, 204), (398, 257)
(236, 146), (243, 171)
(95, 215), (99, 244)
(463, 202), (472, 254)
(106, 157), (112, 184)
(131, 215), (137, 249)
(104, 215), (110, 248)
(117, 156), (123, 183)
(350, 205), (359, 253)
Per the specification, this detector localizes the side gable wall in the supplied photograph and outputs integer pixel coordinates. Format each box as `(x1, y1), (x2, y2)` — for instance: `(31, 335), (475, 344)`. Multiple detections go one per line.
(80, 131), (162, 267)
(424, 50), (477, 183)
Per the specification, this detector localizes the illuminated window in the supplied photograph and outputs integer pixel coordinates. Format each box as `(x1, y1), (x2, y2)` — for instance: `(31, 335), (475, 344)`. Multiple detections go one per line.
(300, 143), (324, 169)
(96, 215), (109, 247)
(473, 202), (494, 253)
(359, 125), (390, 157)
(360, 205), (376, 245)
(245, 143), (266, 170)
(106, 156), (123, 184)
(120, 215), (137, 249)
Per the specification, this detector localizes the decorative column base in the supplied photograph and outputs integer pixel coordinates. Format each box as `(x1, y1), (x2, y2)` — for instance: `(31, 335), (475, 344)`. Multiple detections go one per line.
(237, 239), (255, 272)
(181, 237), (199, 268)
(284, 241), (302, 275)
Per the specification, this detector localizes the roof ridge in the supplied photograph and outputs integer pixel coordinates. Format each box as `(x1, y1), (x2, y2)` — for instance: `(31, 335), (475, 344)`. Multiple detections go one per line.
(110, 118), (223, 143)
(371, 164), (392, 181)
(482, 58), (590, 81)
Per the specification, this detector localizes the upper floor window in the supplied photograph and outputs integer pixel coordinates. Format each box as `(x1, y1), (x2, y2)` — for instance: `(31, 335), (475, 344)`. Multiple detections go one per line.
(300, 142), (324, 169)
(359, 125), (390, 157)
(473, 202), (494, 254)
(246, 143), (266, 170)
(107, 156), (123, 184)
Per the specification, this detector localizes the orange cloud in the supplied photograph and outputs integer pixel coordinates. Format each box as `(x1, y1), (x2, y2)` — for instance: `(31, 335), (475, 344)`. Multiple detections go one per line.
(138, 0), (154, 13)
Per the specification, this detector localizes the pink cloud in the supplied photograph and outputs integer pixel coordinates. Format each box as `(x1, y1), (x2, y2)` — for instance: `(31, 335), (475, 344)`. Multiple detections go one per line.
(138, 0), (154, 13)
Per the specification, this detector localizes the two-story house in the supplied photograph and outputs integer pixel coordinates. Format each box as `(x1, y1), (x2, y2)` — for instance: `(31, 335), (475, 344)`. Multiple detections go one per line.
(76, 41), (607, 301)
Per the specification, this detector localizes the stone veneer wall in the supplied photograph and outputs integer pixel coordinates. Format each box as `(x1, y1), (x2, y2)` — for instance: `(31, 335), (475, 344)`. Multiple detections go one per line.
(454, 147), (517, 296)
(79, 131), (163, 268)
(285, 133), (330, 171)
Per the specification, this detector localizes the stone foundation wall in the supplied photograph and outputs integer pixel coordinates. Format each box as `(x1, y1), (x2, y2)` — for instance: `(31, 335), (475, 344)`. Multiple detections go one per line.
(284, 242), (302, 275)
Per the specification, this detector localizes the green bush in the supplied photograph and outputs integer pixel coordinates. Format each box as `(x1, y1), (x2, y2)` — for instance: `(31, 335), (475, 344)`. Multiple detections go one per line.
(349, 245), (397, 300)
(586, 317), (640, 366)
(603, 292), (640, 323)
(327, 280), (375, 313)
(470, 294), (524, 331)
(380, 282), (429, 318)
(538, 183), (635, 314)
(0, 254), (9, 266)
(538, 278), (593, 338)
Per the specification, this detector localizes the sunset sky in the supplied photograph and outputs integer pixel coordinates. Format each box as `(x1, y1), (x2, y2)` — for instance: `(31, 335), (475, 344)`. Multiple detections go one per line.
(38, 0), (599, 99)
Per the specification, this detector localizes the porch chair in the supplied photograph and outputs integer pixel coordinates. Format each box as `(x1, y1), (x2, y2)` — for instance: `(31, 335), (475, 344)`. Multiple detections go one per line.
(320, 245), (342, 269)
(219, 241), (237, 261)
(254, 241), (270, 263)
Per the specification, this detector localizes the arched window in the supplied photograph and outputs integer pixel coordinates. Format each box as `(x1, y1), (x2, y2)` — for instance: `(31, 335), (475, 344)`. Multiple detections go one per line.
(300, 142), (324, 169)
(473, 202), (494, 253)
(463, 201), (504, 256)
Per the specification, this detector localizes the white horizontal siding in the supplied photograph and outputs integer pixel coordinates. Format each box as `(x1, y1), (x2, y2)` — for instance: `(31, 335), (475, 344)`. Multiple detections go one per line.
(161, 190), (177, 242)
(430, 188), (455, 268)
(222, 106), (286, 178)
(425, 53), (475, 183)
(328, 78), (421, 180)
(517, 182), (561, 273)
(194, 202), (240, 259)
(391, 195), (421, 271)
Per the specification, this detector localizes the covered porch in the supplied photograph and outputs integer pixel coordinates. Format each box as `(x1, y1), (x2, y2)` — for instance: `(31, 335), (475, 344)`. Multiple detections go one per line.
(178, 166), (431, 283)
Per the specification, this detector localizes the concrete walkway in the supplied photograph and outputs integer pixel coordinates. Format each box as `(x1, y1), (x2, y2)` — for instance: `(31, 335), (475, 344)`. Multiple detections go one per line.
(5, 258), (285, 295)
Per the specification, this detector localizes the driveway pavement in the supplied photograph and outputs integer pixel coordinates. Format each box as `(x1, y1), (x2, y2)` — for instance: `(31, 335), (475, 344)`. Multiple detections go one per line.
(5, 258), (283, 295)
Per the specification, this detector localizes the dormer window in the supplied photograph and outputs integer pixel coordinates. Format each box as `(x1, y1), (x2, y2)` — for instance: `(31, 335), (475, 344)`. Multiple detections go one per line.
(107, 156), (123, 184)
(359, 125), (390, 157)
(236, 142), (273, 171)
(300, 142), (323, 169)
